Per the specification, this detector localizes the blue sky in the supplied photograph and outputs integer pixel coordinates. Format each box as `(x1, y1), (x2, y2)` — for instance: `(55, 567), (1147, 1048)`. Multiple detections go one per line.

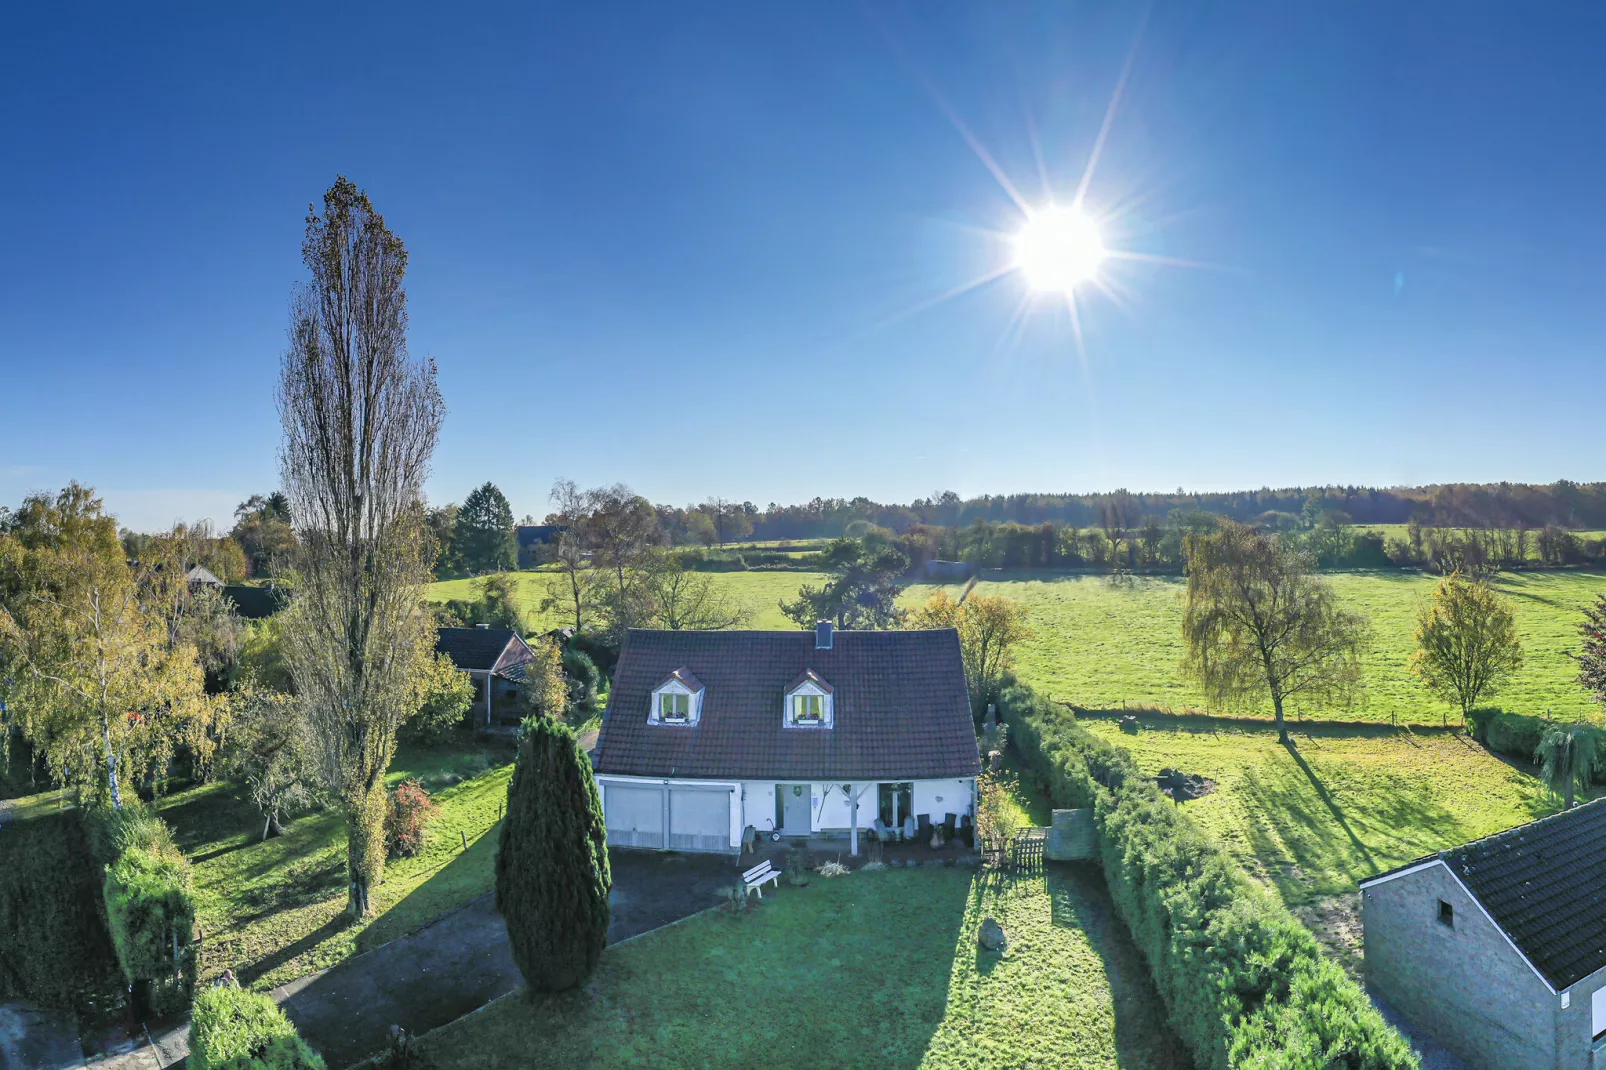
(2, 4), (1603, 532)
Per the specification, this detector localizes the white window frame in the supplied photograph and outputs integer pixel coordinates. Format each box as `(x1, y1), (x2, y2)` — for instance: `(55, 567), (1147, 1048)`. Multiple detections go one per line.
(784, 679), (833, 729)
(649, 680), (701, 726)
(1592, 986), (1606, 1040)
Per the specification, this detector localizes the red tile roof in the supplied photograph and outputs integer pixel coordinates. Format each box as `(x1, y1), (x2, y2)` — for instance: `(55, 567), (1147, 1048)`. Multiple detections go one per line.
(593, 628), (980, 781)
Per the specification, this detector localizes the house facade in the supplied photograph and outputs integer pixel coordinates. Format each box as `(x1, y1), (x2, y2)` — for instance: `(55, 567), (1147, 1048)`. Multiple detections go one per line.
(590, 622), (981, 855)
(434, 625), (539, 729)
(1361, 798), (1606, 1070)
(515, 524), (566, 569)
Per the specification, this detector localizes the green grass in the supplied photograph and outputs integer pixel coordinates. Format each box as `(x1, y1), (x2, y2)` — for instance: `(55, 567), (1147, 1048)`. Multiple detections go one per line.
(1072, 712), (1583, 970)
(416, 866), (1188, 1070)
(157, 738), (515, 991)
(427, 570), (831, 633)
(905, 570), (1606, 725)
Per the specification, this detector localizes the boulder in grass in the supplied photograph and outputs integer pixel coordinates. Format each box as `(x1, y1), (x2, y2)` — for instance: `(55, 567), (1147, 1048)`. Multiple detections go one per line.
(978, 916), (1008, 953)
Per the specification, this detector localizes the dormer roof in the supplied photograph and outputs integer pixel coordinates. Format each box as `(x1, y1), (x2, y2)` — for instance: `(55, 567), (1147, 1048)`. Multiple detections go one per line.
(654, 667), (706, 694)
(785, 669), (833, 694)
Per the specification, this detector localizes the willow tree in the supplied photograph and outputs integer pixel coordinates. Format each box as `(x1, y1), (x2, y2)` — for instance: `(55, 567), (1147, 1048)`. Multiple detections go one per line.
(279, 176), (443, 917)
(1182, 521), (1369, 745)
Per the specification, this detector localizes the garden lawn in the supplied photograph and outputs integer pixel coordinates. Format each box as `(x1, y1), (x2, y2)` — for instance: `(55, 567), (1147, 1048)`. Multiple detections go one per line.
(427, 569), (830, 633)
(903, 569), (1606, 725)
(416, 866), (1189, 1070)
(158, 738), (515, 992)
(1073, 712), (1585, 970)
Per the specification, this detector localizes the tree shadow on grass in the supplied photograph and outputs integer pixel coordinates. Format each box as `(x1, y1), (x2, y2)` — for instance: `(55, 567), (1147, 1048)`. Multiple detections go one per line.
(359, 827), (502, 952)
(1048, 863), (1194, 1069)
(239, 912), (351, 987)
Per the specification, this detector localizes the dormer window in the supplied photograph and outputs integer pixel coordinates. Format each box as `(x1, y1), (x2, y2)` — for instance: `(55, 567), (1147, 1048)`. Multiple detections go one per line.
(792, 694), (824, 725)
(649, 668), (704, 726)
(659, 692), (691, 723)
(784, 670), (833, 729)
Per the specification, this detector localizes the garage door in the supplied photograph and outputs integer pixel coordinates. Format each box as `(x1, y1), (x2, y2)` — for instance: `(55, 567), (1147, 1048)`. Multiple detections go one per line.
(604, 785), (664, 849)
(668, 788), (731, 853)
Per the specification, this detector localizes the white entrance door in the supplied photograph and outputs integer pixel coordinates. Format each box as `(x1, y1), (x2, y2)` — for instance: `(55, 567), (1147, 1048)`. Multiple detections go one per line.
(604, 785), (664, 849)
(668, 788), (730, 852)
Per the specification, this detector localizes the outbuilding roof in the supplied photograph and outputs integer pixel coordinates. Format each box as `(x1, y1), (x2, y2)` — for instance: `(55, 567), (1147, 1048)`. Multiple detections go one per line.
(592, 627), (980, 782)
(434, 627), (529, 676)
(1363, 797), (1606, 990)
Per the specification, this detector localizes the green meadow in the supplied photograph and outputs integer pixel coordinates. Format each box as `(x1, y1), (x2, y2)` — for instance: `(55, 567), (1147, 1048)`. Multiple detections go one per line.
(906, 569), (1606, 725)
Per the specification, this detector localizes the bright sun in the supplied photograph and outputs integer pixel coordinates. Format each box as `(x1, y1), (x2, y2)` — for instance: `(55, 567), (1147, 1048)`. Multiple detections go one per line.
(1014, 205), (1107, 292)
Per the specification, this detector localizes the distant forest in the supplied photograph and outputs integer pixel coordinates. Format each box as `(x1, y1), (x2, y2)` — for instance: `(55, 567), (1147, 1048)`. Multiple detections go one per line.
(741, 481), (1606, 541)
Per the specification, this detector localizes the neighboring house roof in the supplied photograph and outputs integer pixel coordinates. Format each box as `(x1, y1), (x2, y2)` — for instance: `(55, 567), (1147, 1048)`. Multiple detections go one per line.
(221, 584), (287, 620)
(593, 628), (979, 781)
(516, 525), (566, 549)
(186, 566), (224, 586)
(1362, 797), (1606, 990)
(434, 627), (536, 678)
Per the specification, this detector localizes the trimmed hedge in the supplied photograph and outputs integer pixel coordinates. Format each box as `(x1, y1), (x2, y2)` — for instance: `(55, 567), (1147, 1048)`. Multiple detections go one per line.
(86, 803), (197, 1016)
(190, 985), (325, 1070)
(1466, 708), (1606, 781)
(999, 684), (1419, 1069)
(0, 809), (120, 1007)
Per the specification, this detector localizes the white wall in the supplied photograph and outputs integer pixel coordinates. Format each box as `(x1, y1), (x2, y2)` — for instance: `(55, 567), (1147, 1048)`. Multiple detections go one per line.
(812, 783), (874, 831)
(913, 780), (973, 826)
(740, 781), (778, 833)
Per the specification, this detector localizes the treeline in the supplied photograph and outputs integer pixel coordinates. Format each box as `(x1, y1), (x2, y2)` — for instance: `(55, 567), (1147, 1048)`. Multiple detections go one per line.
(742, 480), (1606, 541)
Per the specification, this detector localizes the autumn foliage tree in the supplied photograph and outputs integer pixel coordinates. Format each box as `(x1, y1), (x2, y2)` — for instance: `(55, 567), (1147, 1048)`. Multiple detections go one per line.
(1410, 572), (1524, 725)
(495, 718), (610, 991)
(278, 176), (444, 917)
(906, 590), (1033, 714)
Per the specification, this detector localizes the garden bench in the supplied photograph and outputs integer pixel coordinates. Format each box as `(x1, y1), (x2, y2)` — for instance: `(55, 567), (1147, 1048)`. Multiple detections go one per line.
(742, 859), (781, 898)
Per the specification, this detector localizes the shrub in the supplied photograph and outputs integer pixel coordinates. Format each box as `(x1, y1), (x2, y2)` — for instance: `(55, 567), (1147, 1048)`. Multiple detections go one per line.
(1485, 711), (1546, 764)
(495, 718), (611, 992)
(0, 810), (120, 1007)
(385, 779), (437, 859)
(190, 984), (325, 1070)
(562, 648), (600, 712)
(90, 803), (197, 1016)
(999, 683), (1418, 1069)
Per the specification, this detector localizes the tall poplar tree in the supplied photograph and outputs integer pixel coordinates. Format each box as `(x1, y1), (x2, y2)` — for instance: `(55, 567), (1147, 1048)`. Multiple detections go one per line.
(279, 176), (444, 917)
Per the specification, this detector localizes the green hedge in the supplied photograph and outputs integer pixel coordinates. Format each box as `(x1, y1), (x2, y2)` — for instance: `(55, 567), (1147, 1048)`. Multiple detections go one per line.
(1466, 708), (1606, 780)
(0, 809), (120, 1007)
(999, 684), (1419, 1069)
(190, 985), (325, 1070)
(86, 803), (197, 1015)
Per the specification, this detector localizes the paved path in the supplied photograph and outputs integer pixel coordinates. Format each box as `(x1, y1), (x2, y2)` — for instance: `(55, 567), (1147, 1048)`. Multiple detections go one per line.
(35, 849), (739, 1070)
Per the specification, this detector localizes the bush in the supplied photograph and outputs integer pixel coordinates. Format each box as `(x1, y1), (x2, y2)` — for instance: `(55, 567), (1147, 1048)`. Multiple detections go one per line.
(0, 810), (120, 1007)
(385, 779), (437, 859)
(495, 718), (610, 992)
(999, 684), (1418, 1069)
(88, 803), (197, 1016)
(1485, 710), (1546, 762)
(190, 984), (325, 1070)
(562, 648), (600, 712)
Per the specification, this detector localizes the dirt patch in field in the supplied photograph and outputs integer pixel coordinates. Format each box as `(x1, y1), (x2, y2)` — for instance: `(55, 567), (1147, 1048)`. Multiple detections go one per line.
(1293, 893), (1364, 979)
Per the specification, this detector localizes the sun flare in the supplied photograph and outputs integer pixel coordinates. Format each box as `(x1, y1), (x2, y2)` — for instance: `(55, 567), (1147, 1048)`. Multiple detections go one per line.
(1013, 205), (1107, 293)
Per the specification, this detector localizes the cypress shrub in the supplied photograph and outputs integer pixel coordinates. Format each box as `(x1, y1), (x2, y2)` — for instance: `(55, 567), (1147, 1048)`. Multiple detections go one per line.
(0, 809), (120, 1007)
(190, 985), (325, 1070)
(998, 684), (1419, 1069)
(495, 718), (611, 992)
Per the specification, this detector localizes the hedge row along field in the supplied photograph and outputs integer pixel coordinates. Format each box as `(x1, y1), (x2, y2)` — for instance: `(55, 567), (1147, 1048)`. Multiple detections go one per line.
(1000, 684), (1419, 1069)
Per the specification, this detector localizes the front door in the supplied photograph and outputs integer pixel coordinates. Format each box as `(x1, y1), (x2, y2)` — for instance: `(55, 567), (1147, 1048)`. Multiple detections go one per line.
(776, 783), (811, 835)
(878, 782), (913, 830)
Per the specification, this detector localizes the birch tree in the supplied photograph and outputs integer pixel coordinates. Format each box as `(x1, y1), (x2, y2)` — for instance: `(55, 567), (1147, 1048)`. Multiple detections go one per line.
(278, 176), (444, 917)
(1181, 521), (1369, 744)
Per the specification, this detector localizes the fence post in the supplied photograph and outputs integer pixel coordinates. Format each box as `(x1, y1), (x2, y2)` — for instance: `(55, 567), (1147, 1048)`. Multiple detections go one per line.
(461, 829), (469, 851)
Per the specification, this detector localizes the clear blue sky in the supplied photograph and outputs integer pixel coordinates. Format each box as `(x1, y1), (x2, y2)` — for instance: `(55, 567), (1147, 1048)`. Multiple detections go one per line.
(2, 4), (1603, 531)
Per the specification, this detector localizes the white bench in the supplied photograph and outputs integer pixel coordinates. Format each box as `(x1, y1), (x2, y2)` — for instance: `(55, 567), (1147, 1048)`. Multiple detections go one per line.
(742, 859), (781, 898)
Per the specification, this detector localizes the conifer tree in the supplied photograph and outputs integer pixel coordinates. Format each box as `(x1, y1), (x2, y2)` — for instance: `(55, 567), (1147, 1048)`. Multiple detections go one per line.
(495, 718), (610, 991)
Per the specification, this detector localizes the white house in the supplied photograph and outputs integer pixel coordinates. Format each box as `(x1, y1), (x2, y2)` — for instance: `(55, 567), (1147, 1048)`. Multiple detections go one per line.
(590, 621), (981, 855)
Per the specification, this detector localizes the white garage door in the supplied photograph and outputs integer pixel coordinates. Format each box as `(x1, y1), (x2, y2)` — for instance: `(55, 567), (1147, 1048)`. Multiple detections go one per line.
(668, 788), (731, 853)
(604, 785), (664, 849)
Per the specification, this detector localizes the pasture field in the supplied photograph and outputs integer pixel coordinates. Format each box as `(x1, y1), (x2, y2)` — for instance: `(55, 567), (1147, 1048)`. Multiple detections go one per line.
(1070, 713), (1581, 970)
(416, 866), (1189, 1070)
(428, 569), (830, 632)
(907, 570), (1606, 725)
